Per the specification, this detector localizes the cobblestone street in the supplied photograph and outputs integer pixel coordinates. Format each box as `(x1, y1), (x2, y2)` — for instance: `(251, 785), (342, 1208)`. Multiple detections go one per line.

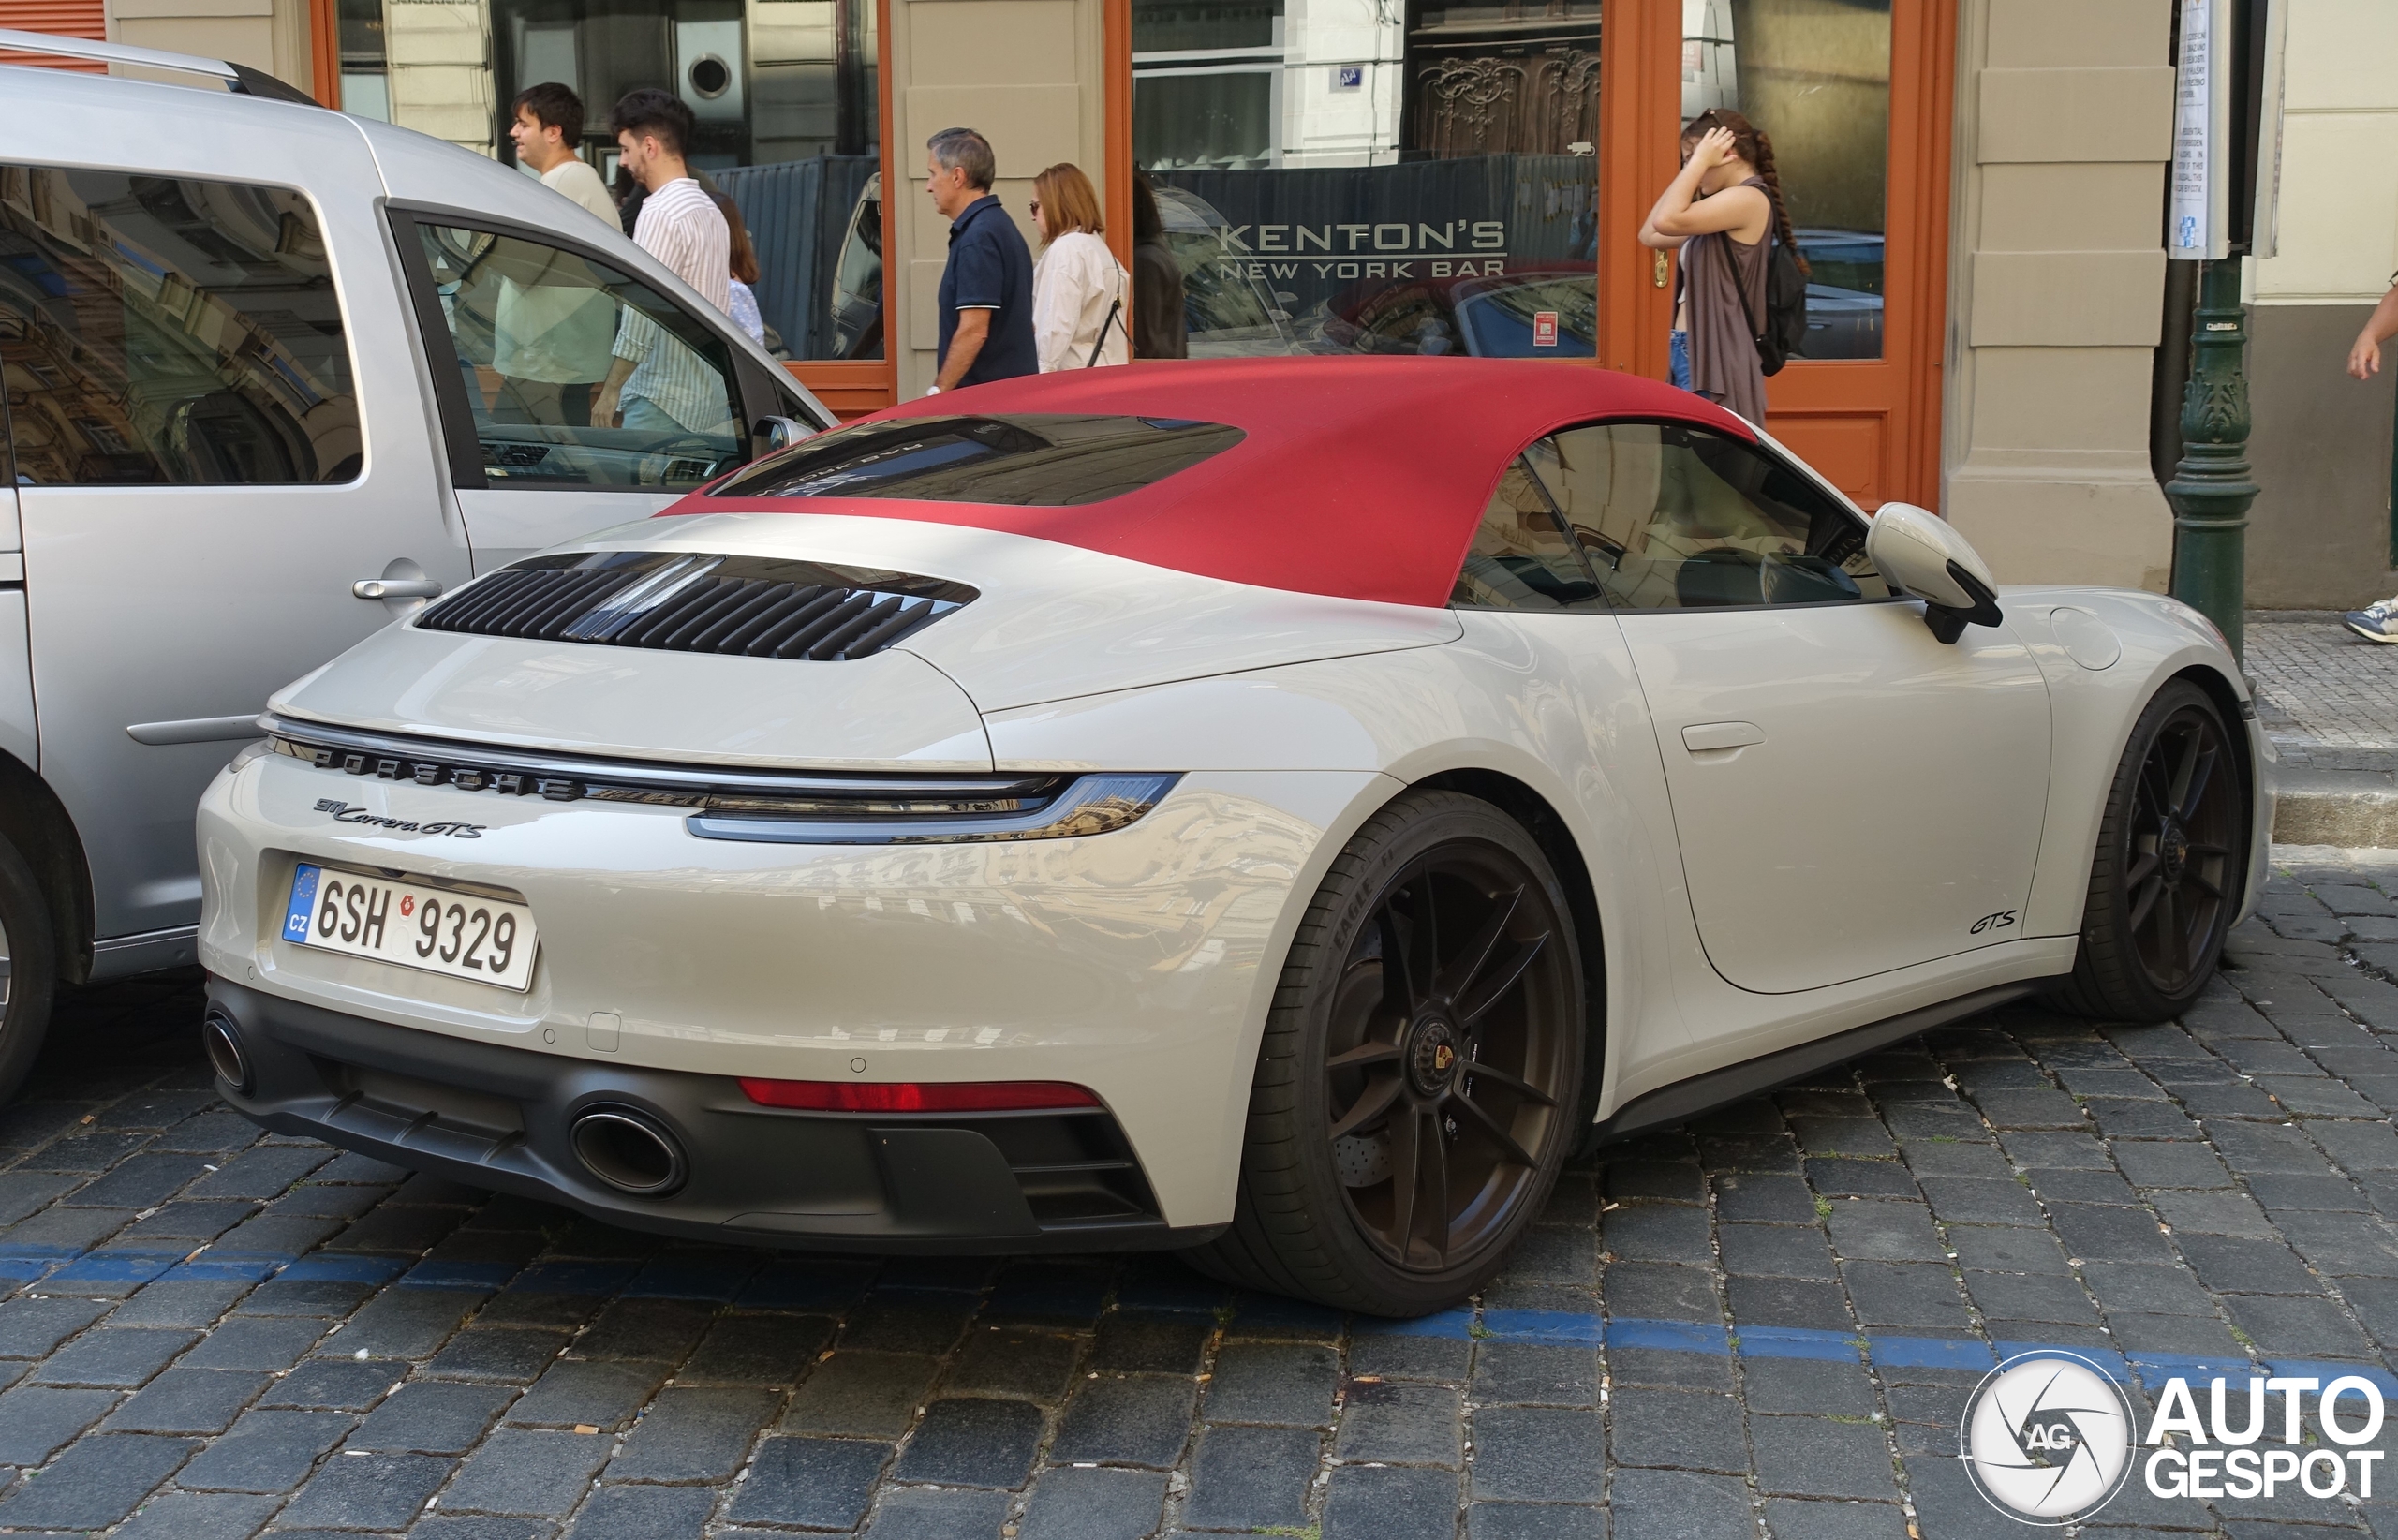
(8, 851), (2398, 1538)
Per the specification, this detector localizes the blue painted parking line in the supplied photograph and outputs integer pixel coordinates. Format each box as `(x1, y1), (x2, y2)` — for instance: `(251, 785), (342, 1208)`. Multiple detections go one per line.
(509, 1260), (643, 1296)
(276, 1252), (409, 1284)
(11, 1231), (2398, 1405)
(400, 1259), (521, 1291)
(0, 1244), (82, 1282)
(1482, 1308), (1606, 1346)
(38, 1247), (190, 1289)
(170, 1251), (291, 1282)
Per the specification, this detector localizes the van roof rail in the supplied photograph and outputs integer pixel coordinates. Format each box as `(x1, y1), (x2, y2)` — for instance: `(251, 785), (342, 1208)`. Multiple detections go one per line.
(0, 29), (321, 107)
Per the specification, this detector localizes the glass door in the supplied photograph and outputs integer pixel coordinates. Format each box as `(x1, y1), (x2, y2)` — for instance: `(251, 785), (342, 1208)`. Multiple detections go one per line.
(1687, 0), (1949, 509)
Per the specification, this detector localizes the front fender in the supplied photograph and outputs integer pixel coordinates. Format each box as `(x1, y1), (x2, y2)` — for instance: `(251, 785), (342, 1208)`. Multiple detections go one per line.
(2005, 588), (2272, 938)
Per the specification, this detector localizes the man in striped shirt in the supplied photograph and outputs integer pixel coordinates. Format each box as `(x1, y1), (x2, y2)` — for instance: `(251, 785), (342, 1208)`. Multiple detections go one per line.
(593, 90), (735, 437)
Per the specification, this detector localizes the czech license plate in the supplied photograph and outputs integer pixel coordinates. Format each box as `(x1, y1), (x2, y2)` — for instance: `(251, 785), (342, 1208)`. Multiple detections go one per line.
(283, 864), (539, 991)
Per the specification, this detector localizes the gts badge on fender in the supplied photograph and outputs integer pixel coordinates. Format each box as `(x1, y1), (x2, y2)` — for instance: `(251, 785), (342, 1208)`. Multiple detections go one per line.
(315, 799), (485, 839)
(1970, 909), (2018, 935)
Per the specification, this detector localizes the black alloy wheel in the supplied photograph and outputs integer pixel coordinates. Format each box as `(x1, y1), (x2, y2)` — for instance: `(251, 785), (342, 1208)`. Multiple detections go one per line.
(2055, 679), (2246, 1022)
(1188, 791), (1586, 1315)
(1326, 858), (1574, 1271)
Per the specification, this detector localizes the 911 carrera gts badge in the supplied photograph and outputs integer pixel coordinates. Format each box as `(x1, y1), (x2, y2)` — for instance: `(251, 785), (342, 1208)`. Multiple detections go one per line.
(1970, 910), (2018, 935)
(314, 799), (484, 838)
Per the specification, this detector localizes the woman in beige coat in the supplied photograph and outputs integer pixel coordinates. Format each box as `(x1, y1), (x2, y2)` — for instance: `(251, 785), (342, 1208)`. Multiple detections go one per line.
(1030, 163), (1131, 371)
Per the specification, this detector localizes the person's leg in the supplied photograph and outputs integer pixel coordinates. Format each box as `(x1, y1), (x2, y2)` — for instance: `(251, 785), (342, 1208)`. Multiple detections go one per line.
(2344, 598), (2398, 644)
(617, 395), (679, 436)
(1669, 330), (1691, 392)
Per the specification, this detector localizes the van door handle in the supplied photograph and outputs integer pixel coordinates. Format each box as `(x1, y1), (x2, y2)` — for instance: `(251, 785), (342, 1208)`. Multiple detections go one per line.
(1682, 721), (1765, 753)
(354, 578), (442, 600)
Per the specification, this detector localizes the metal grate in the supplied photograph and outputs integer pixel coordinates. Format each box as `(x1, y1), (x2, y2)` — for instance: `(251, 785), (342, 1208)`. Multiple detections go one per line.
(414, 552), (974, 661)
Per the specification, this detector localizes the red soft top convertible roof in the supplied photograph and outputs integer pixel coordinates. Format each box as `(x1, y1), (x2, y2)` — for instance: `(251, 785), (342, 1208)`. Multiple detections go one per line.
(679, 357), (1754, 609)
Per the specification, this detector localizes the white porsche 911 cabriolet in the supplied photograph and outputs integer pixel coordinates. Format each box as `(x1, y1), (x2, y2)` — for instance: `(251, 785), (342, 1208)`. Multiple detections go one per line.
(195, 360), (2270, 1314)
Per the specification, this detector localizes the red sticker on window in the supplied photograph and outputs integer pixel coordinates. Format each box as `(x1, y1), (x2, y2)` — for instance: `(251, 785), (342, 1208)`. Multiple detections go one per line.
(1532, 311), (1560, 348)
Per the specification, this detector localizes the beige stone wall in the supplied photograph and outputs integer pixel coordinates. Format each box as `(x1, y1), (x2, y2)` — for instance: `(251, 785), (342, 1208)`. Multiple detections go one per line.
(382, 0), (494, 154)
(885, 0), (1105, 398)
(1942, 0), (2176, 592)
(2243, 0), (2398, 609)
(106, 0), (312, 93)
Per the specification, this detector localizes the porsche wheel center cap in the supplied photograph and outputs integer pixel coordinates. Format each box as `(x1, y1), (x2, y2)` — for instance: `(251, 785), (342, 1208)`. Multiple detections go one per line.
(1407, 1018), (1462, 1097)
(2159, 821), (2190, 884)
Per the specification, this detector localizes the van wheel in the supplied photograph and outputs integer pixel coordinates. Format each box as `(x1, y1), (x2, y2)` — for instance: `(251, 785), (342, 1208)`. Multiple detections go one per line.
(0, 831), (56, 1104)
(2050, 679), (2245, 1023)
(1184, 791), (1585, 1316)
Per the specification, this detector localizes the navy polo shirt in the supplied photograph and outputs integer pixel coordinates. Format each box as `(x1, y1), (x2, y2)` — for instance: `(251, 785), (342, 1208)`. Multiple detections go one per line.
(937, 193), (1038, 386)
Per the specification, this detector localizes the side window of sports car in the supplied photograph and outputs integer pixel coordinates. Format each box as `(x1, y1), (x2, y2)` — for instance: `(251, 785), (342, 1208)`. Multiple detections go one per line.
(1449, 457), (1606, 612)
(1525, 422), (1893, 612)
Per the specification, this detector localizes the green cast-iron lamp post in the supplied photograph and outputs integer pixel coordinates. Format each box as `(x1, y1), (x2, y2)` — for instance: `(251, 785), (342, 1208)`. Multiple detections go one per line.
(2166, 258), (2257, 664)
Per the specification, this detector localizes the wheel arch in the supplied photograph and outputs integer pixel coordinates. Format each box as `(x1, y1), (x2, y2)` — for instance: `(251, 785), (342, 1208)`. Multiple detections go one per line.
(1408, 767), (1608, 1133)
(2169, 659), (2265, 916)
(0, 748), (96, 984)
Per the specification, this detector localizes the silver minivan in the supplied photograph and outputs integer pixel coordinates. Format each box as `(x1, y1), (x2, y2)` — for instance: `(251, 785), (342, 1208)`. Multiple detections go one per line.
(0, 37), (833, 1097)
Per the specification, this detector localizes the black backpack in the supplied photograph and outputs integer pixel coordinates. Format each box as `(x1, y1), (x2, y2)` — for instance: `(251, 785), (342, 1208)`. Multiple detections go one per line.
(1754, 227), (1809, 377)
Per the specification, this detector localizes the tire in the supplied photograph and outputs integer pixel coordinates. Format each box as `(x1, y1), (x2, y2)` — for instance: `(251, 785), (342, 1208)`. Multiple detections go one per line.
(1183, 790), (1587, 1316)
(2050, 679), (2247, 1023)
(0, 829), (57, 1105)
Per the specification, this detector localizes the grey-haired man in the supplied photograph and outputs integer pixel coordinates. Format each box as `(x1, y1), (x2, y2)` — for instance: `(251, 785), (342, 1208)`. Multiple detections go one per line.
(925, 126), (1036, 393)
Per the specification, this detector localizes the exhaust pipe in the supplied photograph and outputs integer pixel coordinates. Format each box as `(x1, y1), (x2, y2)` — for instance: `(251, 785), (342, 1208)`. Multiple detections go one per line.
(570, 1105), (688, 1196)
(200, 1009), (252, 1094)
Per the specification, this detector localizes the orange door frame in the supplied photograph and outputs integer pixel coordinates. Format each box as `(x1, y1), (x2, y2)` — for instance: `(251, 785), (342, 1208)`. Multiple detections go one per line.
(1755, 0), (1955, 511)
(309, 0), (340, 105)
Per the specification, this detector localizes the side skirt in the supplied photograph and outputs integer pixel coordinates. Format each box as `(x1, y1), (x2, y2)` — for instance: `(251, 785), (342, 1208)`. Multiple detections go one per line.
(1588, 980), (2065, 1144)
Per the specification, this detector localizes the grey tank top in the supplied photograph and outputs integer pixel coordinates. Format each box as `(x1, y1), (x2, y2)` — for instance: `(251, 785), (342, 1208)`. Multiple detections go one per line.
(1678, 177), (1771, 425)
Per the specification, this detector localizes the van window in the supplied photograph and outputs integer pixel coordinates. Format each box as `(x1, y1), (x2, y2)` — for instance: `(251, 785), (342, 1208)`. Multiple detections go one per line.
(411, 223), (748, 493)
(0, 167), (359, 485)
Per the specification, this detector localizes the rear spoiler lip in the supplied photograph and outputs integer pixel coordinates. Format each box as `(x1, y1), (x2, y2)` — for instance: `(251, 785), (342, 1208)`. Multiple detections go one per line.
(0, 28), (321, 106)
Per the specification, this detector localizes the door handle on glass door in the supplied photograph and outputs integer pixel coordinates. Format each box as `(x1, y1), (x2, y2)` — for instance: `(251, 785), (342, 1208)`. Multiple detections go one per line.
(353, 578), (442, 600)
(1682, 721), (1765, 754)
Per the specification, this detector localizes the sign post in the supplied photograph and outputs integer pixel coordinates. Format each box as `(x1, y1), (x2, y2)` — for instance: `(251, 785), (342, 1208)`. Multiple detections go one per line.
(2164, 0), (2286, 664)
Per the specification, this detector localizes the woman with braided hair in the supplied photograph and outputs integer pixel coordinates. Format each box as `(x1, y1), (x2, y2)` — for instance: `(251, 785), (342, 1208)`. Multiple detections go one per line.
(1639, 108), (1802, 426)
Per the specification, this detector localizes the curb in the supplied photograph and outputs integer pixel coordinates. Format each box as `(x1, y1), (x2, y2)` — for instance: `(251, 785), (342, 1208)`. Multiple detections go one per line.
(2274, 779), (2398, 849)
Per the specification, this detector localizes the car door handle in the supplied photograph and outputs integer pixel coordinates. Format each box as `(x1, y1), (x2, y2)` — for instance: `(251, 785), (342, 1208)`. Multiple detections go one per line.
(354, 578), (442, 600)
(1682, 721), (1765, 754)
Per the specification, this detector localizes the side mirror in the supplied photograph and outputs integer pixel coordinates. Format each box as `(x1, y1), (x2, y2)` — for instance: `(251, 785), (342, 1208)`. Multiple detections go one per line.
(1866, 501), (2004, 644)
(752, 416), (811, 457)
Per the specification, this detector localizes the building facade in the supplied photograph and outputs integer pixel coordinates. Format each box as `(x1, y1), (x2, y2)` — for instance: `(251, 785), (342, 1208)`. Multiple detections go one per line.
(6, 0), (2302, 601)
(2245, 0), (2398, 611)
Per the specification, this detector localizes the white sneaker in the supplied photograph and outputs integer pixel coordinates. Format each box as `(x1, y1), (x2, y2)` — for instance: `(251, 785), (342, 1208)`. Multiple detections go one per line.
(2346, 599), (2398, 644)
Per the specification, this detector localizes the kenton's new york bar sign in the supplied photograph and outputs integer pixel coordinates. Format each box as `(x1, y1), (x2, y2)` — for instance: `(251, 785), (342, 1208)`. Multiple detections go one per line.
(1209, 218), (1510, 282)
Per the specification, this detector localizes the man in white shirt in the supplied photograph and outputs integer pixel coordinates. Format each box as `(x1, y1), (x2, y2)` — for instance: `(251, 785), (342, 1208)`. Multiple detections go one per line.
(508, 83), (617, 224)
(594, 90), (733, 436)
(493, 83), (617, 426)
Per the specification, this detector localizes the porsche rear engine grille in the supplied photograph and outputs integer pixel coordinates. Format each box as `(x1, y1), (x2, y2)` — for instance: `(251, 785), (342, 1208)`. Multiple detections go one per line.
(415, 552), (977, 661)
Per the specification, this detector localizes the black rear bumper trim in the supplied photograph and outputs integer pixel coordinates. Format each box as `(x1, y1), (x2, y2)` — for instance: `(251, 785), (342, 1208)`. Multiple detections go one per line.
(202, 976), (1209, 1254)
